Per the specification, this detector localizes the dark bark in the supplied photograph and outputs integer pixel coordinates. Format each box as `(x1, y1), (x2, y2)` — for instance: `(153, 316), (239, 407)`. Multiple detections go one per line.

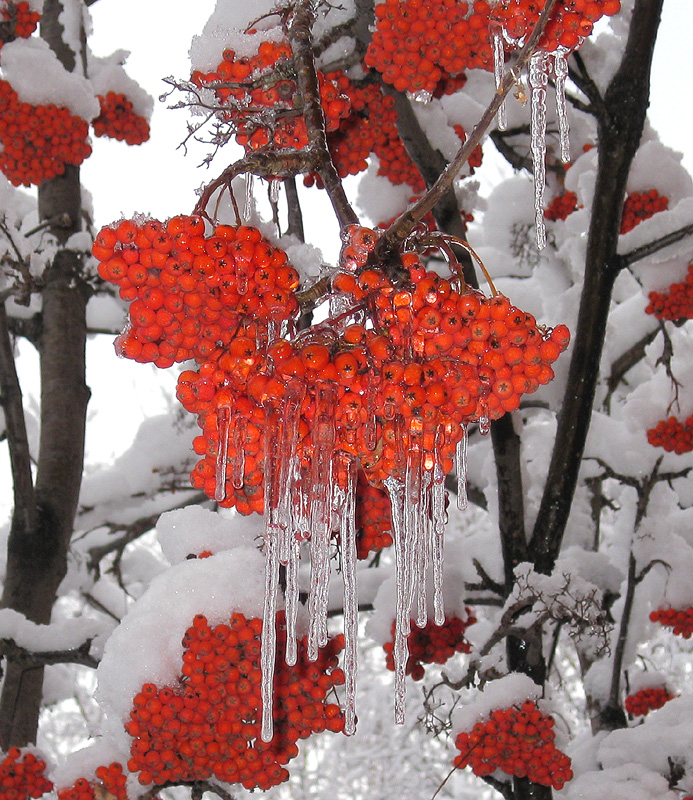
(0, 0), (91, 747)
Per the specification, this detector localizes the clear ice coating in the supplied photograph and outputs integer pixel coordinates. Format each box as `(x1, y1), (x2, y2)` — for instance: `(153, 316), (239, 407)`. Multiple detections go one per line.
(491, 25), (507, 131)
(529, 50), (549, 249)
(553, 50), (570, 163)
(260, 527), (279, 742)
(244, 174), (255, 219)
(215, 406), (230, 502)
(455, 425), (468, 510)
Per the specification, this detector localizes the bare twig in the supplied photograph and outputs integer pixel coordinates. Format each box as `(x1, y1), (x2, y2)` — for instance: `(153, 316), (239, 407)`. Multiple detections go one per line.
(0, 638), (98, 669)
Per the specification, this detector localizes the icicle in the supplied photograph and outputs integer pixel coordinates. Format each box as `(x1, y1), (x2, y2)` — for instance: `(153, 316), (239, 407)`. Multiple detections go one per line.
(263, 403), (282, 540)
(414, 468), (432, 629)
(366, 369), (378, 450)
(529, 50), (549, 249)
(384, 475), (410, 724)
(308, 383), (338, 660)
(215, 406), (230, 502)
(232, 413), (246, 489)
(491, 24), (507, 131)
(260, 526), (279, 742)
(338, 453), (358, 735)
(431, 428), (447, 626)
(553, 50), (570, 163)
(244, 174), (255, 219)
(284, 534), (301, 666)
(455, 425), (468, 510)
(277, 379), (305, 565)
(269, 178), (280, 205)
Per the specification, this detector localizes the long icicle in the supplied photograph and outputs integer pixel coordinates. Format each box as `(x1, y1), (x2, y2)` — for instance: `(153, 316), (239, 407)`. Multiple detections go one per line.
(277, 379), (305, 565)
(529, 50), (549, 249)
(284, 533), (301, 667)
(432, 427), (447, 626)
(553, 49), (570, 163)
(215, 406), (230, 502)
(384, 475), (409, 724)
(339, 452), (358, 735)
(260, 522), (279, 742)
(455, 425), (468, 510)
(491, 24), (507, 131)
(415, 469), (432, 629)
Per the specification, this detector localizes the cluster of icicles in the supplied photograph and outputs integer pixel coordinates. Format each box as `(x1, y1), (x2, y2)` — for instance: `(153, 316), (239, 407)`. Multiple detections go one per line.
(492, 35), (572, 249)
(233, 393), (470, 740)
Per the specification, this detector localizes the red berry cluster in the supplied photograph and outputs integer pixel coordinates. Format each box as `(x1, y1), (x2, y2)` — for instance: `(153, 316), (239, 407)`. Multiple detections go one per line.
(624, 686), (673, 717)
(620, 189), (669, 234)
(0, 748), (53, 800)
(191, 40), (350, 154)
(124, 612), (345, 791)
(454, 700), (573, 790)
(491, 0), (621, 52)
(0, 1), (40, 48)
(645, 263), (693, 321)
(646, 416), (693, 455)
(544, 190), (579, 221)
(384, 613), (476, 680)
(57, 763), (129, 800)
(92, 92), (150, 145)
(305, 76), (425, 192)
(0, 79), (91, 186)
(355, 470), (393, 558)
(364, 0), (495, 95)
(175, 250), (568, 510)
(93, 216), (299, 369)
(649, 607), (693, 639)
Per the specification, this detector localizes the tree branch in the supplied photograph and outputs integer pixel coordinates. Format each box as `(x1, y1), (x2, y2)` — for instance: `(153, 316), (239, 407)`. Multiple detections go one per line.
(617, 221), (693, 269)
(0, 637), (98, 669)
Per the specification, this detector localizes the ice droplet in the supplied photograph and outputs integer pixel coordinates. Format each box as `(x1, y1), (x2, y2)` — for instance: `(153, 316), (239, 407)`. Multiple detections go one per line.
(260, 528), (279, 742)
(215, 406), (230, 502)
(455, 425), (468, 511)
(338, 452), (358, 735)
(529, 50), (549, 249)
(553, 50), (570, 163)
(269, 178), (280, 205)
(479, 415), (491, 435)
(491, 25), (507, 131)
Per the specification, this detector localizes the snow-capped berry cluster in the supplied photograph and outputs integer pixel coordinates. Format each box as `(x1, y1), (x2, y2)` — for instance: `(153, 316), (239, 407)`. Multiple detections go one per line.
(624, 686), (674, 717)
(383, 614), (476, 680)
(92, 92), (150, 145)
(57, 763), (129, 800)
(0, 748), (53, 800)
(0, 79), (91, 186)
(649, 607), (693, 639)
(191, 41), (350, 154)
(0, 1), (40, 48)
(544, 190), (579, 221)
(453, 700), (573, 790)
(645, 263), (693, 321)
(491, 0), (621, 52)
(364, 0), (495, 95)
(93, 216), (299, 369)
(355, 471), (393, 559)
(619, 189), (669, 234)
(124, 612), (345, 791)
(646, 416), (693, 455)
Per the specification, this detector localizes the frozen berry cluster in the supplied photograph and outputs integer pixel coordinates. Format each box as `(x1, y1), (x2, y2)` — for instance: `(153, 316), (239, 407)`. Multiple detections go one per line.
(191, 40), (349, 154)
(454, 700), (573, 790)
(355, 471), (393, 558)
(544, 190), (579, 221)
(0, 748), (53, 800)
(57, 763), (129, 800)
(646, 416), (693, 455)
(384, 614), (476, 680)
(93, 216), (299, 369)
(619, 189), (669, 234)
(645, 263), (693, 321)
(0, 1), (40, 48)
(124, 612), (345, 791)
(649, 607), (693, 639)
(0, 79), (91, 186)
(624, 686), (673, 717)
(93, 92), (150, 145)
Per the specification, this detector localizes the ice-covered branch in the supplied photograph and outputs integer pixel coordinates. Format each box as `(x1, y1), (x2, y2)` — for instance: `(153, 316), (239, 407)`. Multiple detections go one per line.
(0, 637), (98, 669)
(286, 0), (359, 228)
(617, 220), (693, 269)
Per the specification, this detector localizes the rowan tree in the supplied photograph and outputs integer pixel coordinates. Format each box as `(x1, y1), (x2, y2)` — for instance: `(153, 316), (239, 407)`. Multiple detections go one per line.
(1, 2), (693, 800)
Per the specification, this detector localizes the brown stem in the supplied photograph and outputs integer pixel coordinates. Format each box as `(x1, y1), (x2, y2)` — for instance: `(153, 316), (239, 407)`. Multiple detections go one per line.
(617, 221), (693, 270)
(286, 0), (358, 228)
